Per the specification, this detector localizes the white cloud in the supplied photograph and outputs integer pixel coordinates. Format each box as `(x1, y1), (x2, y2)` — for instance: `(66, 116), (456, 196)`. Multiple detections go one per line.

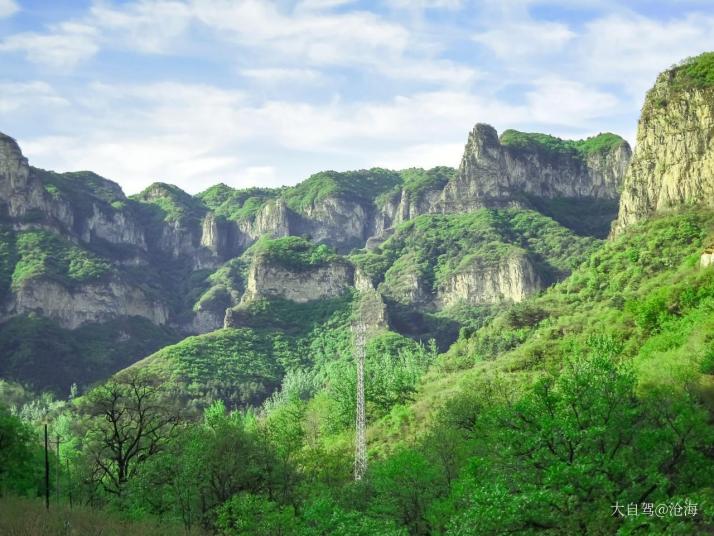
(0, 81), (68, 113)
(0, 22), (98, 68)
(386, 0), (463, 9)
(240, 68), (324, 84)
(0, 0), (18, 18)
(296, 0), (356, 11)
(12, 79), (530, 194)
(526, 77), (619, 125)
(190, 0), (411, 68)
(473, 20), (575, 58)
(578, 13), (714, 97)
(89, 0), (192, 53)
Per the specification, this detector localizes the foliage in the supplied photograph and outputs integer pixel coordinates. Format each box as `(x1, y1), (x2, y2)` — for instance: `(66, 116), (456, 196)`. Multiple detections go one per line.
(197, 183), (280, 221)
(500, 129), (626, 158)
(283, 168), (402, 212)
(130, 182), (206, 224)
(217, 493), (298, 535)
(79, 375), (182, 497)
(194, 258), (246, 314)
(352, 208), (598, 296)
(11, 230), (112, 288)
(0, 315), (178, 394)
(0, 406), (40, 496)
(672, 52), (714, 90)
(247, 235), (338, 271)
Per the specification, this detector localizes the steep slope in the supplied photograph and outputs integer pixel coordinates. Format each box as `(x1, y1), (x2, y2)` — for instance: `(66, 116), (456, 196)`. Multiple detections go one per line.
(0, 121), (630, 395)
(374, 126), (630, 240)
(613, 52), (714, 234)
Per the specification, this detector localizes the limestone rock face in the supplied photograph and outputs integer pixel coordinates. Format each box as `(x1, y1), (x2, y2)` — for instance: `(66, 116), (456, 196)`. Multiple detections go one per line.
(0, 134), (32, 217)
(188, 308), (226, 334)
(369, 124), (630, 242)
(200, 212), (225, 254)
(81, 204), (147, 249)
(372, 189), (442, 238)
(613, 68), (714, 234)
(444, 124), (629, 211)
(7, 278), (169, 329)
(435, 253), (542, 308)
(240, 257), (354, 305)
(702, 249), (714, 268)
(295, 196), (371, 251)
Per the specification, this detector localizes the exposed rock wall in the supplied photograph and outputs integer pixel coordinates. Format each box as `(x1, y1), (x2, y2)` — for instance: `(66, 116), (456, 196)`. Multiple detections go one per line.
(370, 124), (630, 241)
(613, 68), (714, 234)
(7, 278), (169, 329)
(241, 257), (355, 304)
(435, 253), (542, 308)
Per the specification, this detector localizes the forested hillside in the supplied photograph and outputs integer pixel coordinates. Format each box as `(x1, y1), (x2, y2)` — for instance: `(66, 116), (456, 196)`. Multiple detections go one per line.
(1, 53), (714, 535)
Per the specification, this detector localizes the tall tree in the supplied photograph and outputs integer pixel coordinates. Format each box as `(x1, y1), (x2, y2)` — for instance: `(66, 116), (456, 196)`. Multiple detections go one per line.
(79, 375), (179, 498)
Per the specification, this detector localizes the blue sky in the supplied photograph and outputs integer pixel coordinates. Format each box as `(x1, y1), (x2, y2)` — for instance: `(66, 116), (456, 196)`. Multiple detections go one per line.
(0, 0), (713, 194)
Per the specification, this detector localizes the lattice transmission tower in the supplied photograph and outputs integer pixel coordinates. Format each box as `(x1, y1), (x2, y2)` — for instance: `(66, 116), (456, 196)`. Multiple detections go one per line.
(353, 321), (367, 480)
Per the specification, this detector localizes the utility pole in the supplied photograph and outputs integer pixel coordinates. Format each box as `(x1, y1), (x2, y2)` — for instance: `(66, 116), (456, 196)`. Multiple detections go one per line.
(353, 321), (367, 480)
(66, 459), (73, 509)
(54, 435), (61, 504)
(44, 424), (49, 511)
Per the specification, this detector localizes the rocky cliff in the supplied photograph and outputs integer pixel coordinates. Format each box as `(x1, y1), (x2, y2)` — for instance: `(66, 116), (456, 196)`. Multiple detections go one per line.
(613, 53), (714, 234)
(435, 251), (542, 309)
(0, 119), (630, 393)
(240, 256), (354, 305)
(7, 277), (168, 329)
(370, 126), (630, 240)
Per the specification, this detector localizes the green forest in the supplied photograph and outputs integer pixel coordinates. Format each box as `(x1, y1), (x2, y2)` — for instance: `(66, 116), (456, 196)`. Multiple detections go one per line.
(1, 46), (714, 536)
(2, 206), (713, 535)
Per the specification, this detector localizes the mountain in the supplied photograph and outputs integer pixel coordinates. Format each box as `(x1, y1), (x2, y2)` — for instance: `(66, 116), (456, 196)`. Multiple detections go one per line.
(3, 53), (714, 536)
(0, 125), (629, 394)
(613, 52), (714, 234)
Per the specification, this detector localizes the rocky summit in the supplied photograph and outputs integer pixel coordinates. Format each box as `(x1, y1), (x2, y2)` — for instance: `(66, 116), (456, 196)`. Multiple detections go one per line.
(613, 52), (714, 234)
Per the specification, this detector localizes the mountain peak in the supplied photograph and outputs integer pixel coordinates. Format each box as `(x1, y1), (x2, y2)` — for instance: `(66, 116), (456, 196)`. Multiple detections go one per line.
(612, 51), (714, 235)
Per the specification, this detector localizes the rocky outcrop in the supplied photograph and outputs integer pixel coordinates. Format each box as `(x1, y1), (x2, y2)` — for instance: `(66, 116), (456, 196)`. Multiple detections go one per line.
(368, 125), (630, 243)
(702, 246), (714, 268)
(81, 204), (147, 249)
(240, 256), (354, 305)
(613, 63), (714, 234)
(444, 124), (630, 211)
(379, 249), (542, 311)
(294, 196), (371, 251)
(7, 278), (169, 329)
(435, 252), (542, 308)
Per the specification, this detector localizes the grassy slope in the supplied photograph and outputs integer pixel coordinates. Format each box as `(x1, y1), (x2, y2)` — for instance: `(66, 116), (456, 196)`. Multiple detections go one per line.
(0, 496), (200, 536)
(127, 293), (357, 411)
(368, 207), (714, 451)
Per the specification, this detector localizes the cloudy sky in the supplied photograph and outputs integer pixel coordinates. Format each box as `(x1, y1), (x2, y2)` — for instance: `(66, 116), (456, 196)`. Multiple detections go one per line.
(0, 0), (713, 194)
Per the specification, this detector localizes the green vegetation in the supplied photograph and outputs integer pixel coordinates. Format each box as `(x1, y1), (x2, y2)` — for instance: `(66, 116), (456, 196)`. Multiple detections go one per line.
(2, 207), (714, 535)
(526, 195), (620, 238)
(377, 167), (457, 207)
(500, 129), (626, 159)
(31, 167), (126, 218)
(283, 168), (402, 212)
(131, 182), (206, 224)
(673, 52), (714, 90)
(194, 258), (245, 314)
(352, 208), (598, 298)
(0, 315), (179, 393)
(198, 184), (280, 221)
(247, 235), (338, 271)
(134, 293), (356, 409)
(11, 230), (112, 288)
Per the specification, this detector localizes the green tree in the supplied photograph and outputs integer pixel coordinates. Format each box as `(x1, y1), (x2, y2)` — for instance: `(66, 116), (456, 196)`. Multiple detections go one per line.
(0, 406), (39, 496)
